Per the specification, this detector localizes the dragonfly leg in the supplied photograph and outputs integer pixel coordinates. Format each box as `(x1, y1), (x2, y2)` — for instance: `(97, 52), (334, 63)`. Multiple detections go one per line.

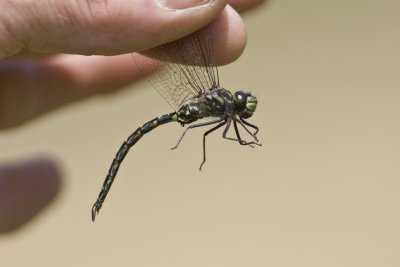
(171, 119), (224, 150)
(222, 119), (261, 147)
(199, 119), (228, 170)
(222, 119), (251, 146)
(240, 118), (259, 136)
(234, 119), (261, 146)
(237, 119), (260, 143)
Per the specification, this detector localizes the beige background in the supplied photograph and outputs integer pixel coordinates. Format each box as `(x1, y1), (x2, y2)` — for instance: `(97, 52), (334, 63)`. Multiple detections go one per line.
(1, 0), (400, 266)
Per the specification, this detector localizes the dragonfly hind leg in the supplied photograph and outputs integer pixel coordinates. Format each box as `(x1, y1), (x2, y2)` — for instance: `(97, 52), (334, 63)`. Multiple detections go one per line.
(171, 119), (224, 150)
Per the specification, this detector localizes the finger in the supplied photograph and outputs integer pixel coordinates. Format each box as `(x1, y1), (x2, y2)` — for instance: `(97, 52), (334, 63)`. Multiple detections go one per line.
(208, 4), (246, 64)
(142, 4), (246, 65)
(229, 0), (268, 12)
(0, 54), (138, 128)
(1, 0), (229, 58)
(0, 158), (61, 233)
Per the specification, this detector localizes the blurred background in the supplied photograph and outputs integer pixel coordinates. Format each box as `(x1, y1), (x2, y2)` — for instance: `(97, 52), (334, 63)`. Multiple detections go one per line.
(1, 0), (400, 266)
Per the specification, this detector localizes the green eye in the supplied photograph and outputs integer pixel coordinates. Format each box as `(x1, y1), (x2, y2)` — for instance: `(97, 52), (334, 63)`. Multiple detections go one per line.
(246, 96), (258, 112)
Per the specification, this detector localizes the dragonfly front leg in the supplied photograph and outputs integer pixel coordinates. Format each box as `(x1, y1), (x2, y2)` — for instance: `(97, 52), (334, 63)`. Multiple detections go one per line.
(240, 118), (260, 137)
(222, 119), (260, 147)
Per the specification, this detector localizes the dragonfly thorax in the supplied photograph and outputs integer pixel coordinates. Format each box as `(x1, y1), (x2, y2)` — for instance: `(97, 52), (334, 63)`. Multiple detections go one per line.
(176, 88), (235, 125)
(233, 91), (257, 119)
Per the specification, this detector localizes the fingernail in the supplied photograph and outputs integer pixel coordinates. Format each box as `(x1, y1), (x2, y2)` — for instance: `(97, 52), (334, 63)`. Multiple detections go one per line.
(160, 0), (213, 10)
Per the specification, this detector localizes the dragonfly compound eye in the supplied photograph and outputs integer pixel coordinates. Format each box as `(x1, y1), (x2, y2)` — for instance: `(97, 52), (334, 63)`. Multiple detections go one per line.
(234, 91), (248, 112)
(234, 91), (257, 119)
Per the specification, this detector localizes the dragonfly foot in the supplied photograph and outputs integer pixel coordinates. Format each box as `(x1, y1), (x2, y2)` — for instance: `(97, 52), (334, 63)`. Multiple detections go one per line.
(199, 161), (206, 171)
(91, 203), (101, 222)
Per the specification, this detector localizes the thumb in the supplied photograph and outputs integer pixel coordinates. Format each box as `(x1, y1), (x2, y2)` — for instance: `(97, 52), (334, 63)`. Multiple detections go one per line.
(1, 0), (229, 58)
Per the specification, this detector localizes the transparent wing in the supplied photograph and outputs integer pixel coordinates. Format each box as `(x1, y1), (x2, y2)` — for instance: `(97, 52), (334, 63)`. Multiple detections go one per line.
(135, 26), (220, 110)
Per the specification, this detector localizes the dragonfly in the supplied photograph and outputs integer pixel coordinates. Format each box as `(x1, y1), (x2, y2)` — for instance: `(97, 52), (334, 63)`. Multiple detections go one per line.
(91, 25), (261, 221)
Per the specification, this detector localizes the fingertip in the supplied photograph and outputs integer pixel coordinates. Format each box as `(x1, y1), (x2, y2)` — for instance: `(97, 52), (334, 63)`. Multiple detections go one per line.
(134, 0), (231, 52)
(229, 0), (269, 12)
(209, 4), (247, 65)
(142, 4), (246, 66)
(0, 157), (62, 233)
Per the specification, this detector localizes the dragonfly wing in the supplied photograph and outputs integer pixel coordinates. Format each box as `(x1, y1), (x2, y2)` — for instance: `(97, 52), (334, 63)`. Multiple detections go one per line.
(134, 26), (220, 110)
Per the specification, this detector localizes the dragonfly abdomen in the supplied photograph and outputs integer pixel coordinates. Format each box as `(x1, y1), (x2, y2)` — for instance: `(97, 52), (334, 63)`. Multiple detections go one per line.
(91, 112), (177, 221)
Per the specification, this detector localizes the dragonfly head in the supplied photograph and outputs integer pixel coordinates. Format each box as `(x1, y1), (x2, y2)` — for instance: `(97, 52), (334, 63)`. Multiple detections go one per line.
(233, 91), (257, 119)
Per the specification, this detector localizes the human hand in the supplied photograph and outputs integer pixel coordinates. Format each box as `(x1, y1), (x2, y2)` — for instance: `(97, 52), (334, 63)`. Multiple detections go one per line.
(0, 0), (266, 232)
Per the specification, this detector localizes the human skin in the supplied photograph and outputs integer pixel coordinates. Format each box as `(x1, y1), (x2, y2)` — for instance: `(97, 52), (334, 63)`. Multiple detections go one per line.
(0, 0), (267, 232)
